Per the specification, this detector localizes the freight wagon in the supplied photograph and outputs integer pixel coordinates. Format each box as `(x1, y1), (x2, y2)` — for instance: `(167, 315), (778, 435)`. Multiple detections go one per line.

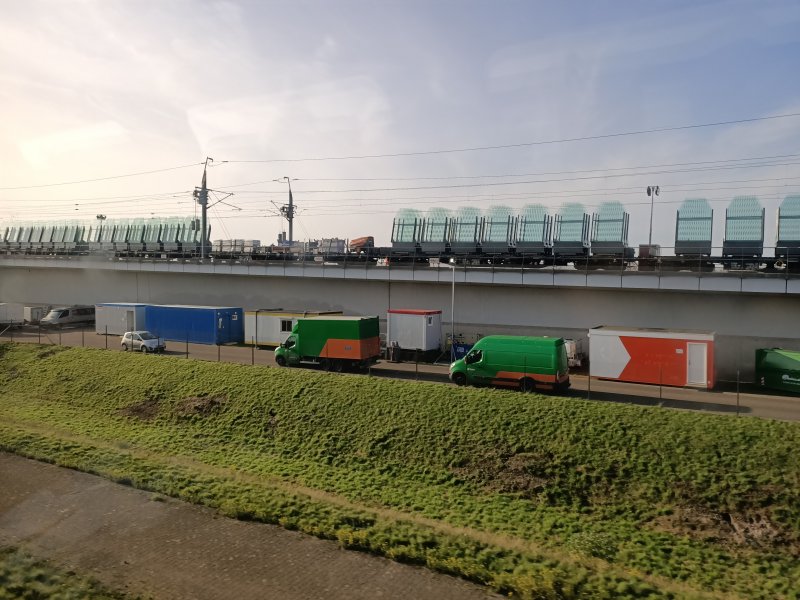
(589, 326), (715, 389)
(144, 305), (244, 345)
(274, 316), (381, 371)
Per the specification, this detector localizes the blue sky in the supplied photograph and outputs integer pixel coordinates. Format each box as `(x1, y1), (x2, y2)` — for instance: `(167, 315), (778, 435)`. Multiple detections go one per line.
(2, 0), (799, 248)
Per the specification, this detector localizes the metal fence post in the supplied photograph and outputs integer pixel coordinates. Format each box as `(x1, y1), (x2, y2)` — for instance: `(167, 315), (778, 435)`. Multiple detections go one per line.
(38, 325), (41, 344)
(105, 326), (108, 349)
(736, 369), (741, 417)
(587, 373), (591, 400)
(251, 340), (255, 366)
(217, 344), (221, 362)
(659, 366), (663, 401)
(58, 329), (61, 346)
(82, 328), (85, 347)
(415, 349), (419, 380)
(186, 336), (189, 359)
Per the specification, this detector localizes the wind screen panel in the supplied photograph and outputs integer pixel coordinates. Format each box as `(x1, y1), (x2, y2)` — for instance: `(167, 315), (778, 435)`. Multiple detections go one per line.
(725, 196), (763, 242)
(517, 204), (548, 243)
(392, 208), (421, 243)
(555, 203), (587, 242)
(451, 206), (481, 242)
(422, 207), (451, 243)
(778, 196), (800, 241)
(676, 198), (713, 242)
(484, 205), (513, 243)
(593, 201), (627, 243)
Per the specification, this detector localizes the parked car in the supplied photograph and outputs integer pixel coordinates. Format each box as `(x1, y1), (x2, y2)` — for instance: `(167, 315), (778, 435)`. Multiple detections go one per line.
(121, 330), (166, 353)
(40, 305), (95, 327)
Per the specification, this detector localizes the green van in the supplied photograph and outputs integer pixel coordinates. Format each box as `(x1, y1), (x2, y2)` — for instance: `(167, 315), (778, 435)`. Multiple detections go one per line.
(449, 335), (570, 392)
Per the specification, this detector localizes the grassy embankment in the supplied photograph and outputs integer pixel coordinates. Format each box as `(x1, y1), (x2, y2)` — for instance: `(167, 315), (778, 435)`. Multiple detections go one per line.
(1, 342), (799, 599)
(0, 547), (123, 600)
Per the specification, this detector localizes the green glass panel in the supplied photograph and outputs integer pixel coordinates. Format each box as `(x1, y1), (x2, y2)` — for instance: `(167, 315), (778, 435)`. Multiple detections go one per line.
(593, 201), (626, 242)
(422, 207), (451, 242)
(725, 196), (763, 242)
(393, 208), (420, 243)
(556, 203), (586, 242)
(778, 196), (800, 241)
(517, 204), (547, 242)
(677, 198), (713, 242)
(485, 205), (513, 242)
(452, 206), (481, 242)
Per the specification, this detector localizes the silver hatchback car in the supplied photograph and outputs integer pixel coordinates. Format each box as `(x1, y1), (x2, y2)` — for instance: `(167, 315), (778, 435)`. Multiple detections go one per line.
(121, 331), (166, 353)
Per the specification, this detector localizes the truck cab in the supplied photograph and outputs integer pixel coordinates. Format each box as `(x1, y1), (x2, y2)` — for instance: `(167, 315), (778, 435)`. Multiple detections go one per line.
(275, 334), (299, 366)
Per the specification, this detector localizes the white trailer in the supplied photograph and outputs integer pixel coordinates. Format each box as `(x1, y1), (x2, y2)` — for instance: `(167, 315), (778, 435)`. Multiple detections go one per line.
(0, 303), (25, 326)
(95, 303), (148, 335)
(387, 309), (442, 352)
(244, 309), (343, 347)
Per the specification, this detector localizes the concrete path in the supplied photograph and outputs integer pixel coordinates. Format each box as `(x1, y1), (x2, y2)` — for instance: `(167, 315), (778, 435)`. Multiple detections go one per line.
(0, 452), (498, 600)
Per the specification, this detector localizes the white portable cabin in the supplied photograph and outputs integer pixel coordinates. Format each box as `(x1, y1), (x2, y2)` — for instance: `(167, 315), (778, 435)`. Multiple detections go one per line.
(387, 309), (442, 351)
(0, 303), (24, 325)
(244, 309), (343, 346)
(95, 303), (149, 335)
(23, 305), (51, 324)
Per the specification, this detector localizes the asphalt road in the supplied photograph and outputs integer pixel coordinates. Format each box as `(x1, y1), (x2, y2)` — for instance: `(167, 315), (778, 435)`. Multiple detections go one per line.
(3, 324), (799, 421)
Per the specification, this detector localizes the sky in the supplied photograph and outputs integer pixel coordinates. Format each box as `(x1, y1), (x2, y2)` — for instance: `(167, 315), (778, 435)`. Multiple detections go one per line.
(2, 0), (800, 250)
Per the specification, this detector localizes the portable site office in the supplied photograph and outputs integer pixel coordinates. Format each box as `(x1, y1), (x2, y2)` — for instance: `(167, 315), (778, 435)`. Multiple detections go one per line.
(589, 326), (715, 389)
(244, 309), (344, 347)
(95, 302), (148, 335)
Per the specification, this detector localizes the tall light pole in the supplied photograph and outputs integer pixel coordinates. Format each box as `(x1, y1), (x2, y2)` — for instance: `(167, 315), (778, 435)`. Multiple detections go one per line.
(647, 185), (660, 247)
(446, 260), (456, 362)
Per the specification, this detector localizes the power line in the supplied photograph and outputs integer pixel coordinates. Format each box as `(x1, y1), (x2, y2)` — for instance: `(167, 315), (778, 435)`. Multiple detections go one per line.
(0, 162), (204, 191)
(220, 112), (800, 163)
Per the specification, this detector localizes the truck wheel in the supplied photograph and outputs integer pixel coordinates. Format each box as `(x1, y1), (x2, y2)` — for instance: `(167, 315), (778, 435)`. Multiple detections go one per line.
(332, 359), (344, 373)
(452, 372), (467, 386)
(520, 378), (536, 393)
(319, 358), (330, 371)
(275, 355), (287, 367)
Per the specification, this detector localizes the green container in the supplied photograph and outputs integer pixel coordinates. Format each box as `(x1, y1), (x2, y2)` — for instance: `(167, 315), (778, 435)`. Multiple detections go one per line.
(275, 316), (380, 369)
(755, 348), (800, 394)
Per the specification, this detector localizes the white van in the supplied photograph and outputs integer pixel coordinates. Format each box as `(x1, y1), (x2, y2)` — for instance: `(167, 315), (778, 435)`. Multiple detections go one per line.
(40, 305), (96, 327)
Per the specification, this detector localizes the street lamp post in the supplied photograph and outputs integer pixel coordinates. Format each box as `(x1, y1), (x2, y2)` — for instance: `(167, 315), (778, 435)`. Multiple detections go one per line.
(647, 185), (660, 246)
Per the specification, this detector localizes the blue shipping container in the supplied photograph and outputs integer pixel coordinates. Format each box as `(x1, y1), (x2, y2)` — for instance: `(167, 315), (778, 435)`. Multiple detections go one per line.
(144, 305), (244, 345)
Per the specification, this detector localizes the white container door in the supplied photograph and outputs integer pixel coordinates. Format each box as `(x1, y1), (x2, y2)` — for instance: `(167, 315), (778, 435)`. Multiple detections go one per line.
(687, 343), (707, 385)
(126, 310), (135, 332)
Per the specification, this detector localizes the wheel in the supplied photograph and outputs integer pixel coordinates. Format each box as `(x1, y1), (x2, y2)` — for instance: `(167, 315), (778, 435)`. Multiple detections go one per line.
(121, 343), (128, 351)
(452, 372), (467, 386)
(332, 359), (344, 373)
(520, 377), (536, 393)
(319, 358), (330, 371)
(275, 355), (287, 367)
(140, 345), (148, 353)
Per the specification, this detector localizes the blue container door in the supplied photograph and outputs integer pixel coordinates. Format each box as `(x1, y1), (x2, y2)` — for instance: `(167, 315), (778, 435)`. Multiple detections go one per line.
(216, 311), (229, 345)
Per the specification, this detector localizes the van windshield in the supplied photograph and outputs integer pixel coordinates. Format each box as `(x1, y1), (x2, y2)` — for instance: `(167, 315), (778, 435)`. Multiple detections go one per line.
(45, 310), (67, 320)
(139, 332), (157, 340)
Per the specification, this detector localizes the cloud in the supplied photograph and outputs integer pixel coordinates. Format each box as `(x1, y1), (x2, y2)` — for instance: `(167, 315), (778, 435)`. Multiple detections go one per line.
(20, 121), (129, 168)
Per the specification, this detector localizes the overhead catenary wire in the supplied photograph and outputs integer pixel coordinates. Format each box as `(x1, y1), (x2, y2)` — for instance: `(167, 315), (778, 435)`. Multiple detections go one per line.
(218, 111), (800, 163)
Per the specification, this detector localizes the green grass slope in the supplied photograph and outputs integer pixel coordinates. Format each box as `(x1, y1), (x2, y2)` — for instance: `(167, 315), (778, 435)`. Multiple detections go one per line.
(1, 342), (799, 599)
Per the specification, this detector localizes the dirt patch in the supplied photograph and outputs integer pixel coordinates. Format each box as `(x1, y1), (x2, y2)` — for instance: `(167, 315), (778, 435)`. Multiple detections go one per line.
(36, 347), (66, 359)
(176, 395), (227, 417)
(650, 506), (795, 551)
(452, 451), (550, 497)
(119, 398), (161, 421)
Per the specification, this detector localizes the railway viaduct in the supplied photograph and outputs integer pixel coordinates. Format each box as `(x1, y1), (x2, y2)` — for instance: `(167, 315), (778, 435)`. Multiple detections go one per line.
(1, 255), (799, 381)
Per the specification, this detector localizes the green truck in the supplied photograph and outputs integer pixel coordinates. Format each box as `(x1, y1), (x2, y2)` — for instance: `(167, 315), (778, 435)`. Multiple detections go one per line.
(274, 316), (381, 371)
(449, 335), (570, 392)
(756, 348), (800, 394)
